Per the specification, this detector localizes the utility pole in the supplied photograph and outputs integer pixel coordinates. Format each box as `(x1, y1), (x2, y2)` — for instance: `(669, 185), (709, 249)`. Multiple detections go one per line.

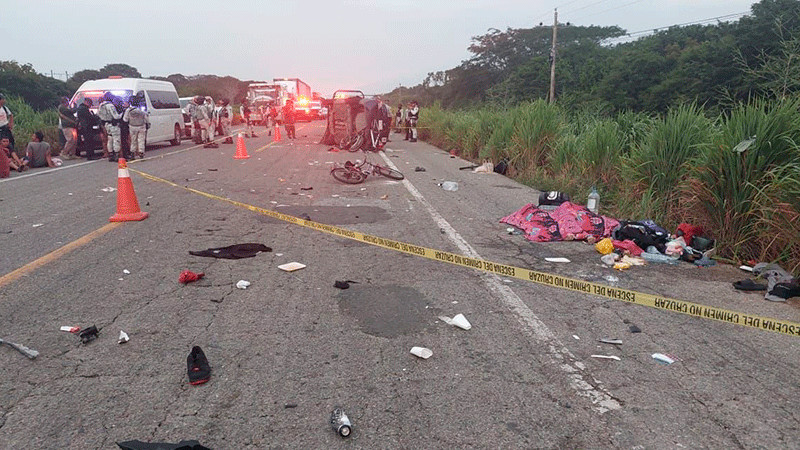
(549, 9), (558, 103)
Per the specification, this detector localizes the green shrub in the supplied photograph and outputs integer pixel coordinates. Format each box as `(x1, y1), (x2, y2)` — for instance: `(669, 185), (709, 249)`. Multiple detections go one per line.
(4, 95), (60, 156)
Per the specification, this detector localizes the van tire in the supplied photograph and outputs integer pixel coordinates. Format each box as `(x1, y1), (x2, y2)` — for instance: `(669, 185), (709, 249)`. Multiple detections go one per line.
(170, 125), (181, 146)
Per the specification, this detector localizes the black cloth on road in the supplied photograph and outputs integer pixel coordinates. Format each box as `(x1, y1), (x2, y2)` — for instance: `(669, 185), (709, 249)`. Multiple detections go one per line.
(189, 243), (272, 259)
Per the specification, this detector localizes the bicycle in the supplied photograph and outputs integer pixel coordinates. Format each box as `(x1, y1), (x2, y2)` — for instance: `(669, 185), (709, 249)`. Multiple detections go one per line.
(330, 147), (404, 184)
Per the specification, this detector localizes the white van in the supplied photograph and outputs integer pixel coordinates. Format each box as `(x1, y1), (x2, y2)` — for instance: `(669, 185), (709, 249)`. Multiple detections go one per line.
(70, 77), (184, 147)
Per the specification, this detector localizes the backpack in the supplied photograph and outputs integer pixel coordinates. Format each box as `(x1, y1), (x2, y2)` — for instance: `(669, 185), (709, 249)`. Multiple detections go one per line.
(494, 158), (509, 175)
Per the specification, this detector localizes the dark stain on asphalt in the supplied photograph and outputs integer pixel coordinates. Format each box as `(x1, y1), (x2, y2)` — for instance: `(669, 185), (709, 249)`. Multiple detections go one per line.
(258, 206), (390, 225)
(337, 285), (435, 338)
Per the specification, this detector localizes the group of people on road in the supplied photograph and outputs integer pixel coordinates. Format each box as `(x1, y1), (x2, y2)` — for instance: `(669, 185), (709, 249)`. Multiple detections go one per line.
(57, 93), (151, 162)
(394, 100), (419, 142)
(0, 131), (58, 178)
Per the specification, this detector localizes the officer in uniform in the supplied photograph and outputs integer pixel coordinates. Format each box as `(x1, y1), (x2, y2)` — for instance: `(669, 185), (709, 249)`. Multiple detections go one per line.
(97, 92), (123, 161)
(406, 101), (419, 142)
(195, 96), (218, 148)
(220, 99), (233, 144)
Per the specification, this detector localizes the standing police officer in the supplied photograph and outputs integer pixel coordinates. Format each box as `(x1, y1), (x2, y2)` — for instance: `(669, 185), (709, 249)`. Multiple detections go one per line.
(406, 101), (419, 142)
(97, 92), (123, 161)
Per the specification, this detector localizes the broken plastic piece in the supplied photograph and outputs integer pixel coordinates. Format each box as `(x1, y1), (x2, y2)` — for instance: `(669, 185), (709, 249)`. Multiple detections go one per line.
(438, 314), (472, 330)
(236, 280), (251, 289)
(118, 330), (129, 344)
(410, 346), (433, 359)
(599, 338), (622, 345)
(545, 257), (570, 263)
(739, 265), (754, 272)
(652, 353), (675, 365)
(440, 181), (458, 191)
(0, 337), (39, 359)
(278, 262), (306, 272)
(123, 269), (131, 274)
(590, 354), (620, 361)
(60, 326), (81, 333)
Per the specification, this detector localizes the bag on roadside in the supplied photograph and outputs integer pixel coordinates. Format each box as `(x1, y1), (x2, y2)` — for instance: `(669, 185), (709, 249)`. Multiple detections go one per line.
(494, 158), (509, 175)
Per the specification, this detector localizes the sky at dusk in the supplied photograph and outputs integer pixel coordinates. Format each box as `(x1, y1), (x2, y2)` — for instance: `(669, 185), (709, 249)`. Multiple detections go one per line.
(5, 0), (759, 96)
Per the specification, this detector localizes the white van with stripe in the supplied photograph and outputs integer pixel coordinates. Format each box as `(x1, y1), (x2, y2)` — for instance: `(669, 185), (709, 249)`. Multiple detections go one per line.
(70, 77), (183, 147)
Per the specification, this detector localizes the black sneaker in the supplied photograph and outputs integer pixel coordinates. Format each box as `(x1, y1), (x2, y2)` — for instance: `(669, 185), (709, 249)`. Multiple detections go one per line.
(187, 346), (211, 385)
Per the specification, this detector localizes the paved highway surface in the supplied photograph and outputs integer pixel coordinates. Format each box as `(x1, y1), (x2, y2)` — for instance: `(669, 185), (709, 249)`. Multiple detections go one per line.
(1, 121), (798, 448)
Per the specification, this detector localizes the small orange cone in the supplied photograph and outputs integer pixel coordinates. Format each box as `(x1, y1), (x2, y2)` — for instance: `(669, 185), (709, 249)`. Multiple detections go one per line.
(109, 158), (149, 222)
(273, 125), (282, 142)
(234, 133), (250, 159)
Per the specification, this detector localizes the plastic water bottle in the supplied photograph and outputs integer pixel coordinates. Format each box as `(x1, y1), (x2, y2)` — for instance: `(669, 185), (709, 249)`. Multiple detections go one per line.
(587, 186), (600, 214)
(440, 181), (459, 191)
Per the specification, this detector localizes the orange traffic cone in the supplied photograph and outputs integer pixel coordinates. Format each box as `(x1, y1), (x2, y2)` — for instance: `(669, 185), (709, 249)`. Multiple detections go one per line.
(109, 158), (149, 222)
(234, 133), (250, 159)
(273, 125), (282, 142)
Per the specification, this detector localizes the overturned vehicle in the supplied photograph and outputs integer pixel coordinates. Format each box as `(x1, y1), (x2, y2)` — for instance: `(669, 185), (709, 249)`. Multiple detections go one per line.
(321, 90), (391, 151)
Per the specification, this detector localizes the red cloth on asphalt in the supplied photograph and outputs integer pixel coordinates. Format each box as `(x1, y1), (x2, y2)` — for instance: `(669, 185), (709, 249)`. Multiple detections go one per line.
(179, 270), (205, 284)
(500, 202), (620, 242)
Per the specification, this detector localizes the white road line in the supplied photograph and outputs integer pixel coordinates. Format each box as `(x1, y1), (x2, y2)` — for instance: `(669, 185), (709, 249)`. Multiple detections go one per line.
(380, 151), (621, 414)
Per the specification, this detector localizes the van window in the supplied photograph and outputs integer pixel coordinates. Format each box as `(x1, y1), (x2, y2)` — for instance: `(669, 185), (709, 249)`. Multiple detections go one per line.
(72, 90), (133, 108)
(147, 90), (180, 109)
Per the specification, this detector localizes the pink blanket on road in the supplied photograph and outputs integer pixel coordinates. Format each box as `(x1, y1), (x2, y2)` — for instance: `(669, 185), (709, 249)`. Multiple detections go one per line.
(501, 202), (620, 242)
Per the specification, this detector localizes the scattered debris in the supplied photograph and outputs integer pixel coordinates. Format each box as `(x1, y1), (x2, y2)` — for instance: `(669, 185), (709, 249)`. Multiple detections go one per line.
(733, 279), (767, 291)
(590, 355), (620, 361)
(334, 280), (359, 289)
(601, 253), (619, 266)
(236, 280), (251, 289)
(0, 337), (39, 359)
(652, 353), (675, 365)
(284, 403), (298, 409)
(60, 326), (81, 333)
(179, 270), (205, 284)
(440, 181), (458, 191)
(410, 346), (433, 359)
(739, 265), (754, 272)
(629, 324), (642, 333)
(572, 335), (580, 340)
(330, 407), (352, 438)
(187, 346), (211, 385)
(117, 440), (211, 450)
(300, 187), (313, 191)
(380, 194), (388, 200)
(79, 325), (99, 344)
(459, 165), (479, 170)
(545, 257), (570, 263)
(32, 223), (44, 228)
(415, 166), (426, 172)
(123, 269), (131, 274)
(599, 338), (623, 345)
(100, 187), (116, 192)
(118, 330), (129, 344)
(278, 262), (306, 272)
(189, 243), (272, 259)
(208, 168), (218, 171)
(438, 313), (472, 330)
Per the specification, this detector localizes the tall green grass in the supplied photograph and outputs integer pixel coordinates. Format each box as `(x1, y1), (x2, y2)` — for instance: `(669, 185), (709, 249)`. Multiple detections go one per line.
(5, 95), (61, 156)
(421, 97), (800, 274)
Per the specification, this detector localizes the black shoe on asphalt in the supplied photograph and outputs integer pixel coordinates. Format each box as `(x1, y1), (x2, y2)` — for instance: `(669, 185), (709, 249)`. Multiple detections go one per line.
(410, 138), (417, 142)
(187, 346), (211, 385)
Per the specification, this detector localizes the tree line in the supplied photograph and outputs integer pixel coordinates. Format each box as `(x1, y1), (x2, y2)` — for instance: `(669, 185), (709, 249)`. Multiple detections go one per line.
(0, 62), (257, 110)
(386, 0), (800, 113)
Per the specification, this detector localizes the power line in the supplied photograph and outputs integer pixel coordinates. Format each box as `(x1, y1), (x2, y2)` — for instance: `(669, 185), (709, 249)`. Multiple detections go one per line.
(569, 0), (646, 23)
(562, 0), (614, 16)
(603, 11), (749, 43)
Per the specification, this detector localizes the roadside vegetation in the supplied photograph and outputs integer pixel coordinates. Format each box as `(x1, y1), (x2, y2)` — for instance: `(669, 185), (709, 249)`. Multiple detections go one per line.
(418, 97), (800, 273)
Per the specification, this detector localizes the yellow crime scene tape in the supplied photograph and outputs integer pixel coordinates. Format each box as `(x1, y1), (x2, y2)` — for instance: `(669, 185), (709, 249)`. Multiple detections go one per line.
(130, 168), (800, 338)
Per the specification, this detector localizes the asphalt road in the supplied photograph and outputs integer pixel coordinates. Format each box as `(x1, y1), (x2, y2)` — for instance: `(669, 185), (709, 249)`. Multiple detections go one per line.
(1, 122), (799, 449)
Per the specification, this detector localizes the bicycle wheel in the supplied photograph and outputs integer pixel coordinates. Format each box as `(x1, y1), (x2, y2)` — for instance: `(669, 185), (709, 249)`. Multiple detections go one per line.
(331, 167), (366, 184)
(347, 133), (364, 152)
(375, 165), (405, 180)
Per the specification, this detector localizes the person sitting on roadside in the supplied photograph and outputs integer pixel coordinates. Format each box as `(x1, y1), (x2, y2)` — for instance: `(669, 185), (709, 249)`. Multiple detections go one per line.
(22, 131), (55, 168)
(0, 136), (26, 177)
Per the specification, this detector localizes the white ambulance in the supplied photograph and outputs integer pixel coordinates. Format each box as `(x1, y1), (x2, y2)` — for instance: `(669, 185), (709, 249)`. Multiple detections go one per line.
(70, 77), (184, 146)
